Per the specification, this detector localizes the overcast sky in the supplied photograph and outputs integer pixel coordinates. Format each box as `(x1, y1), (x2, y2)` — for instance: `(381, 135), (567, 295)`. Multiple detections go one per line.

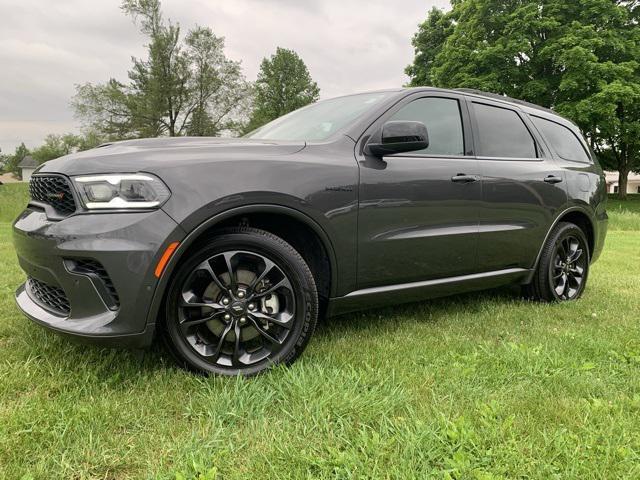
(0, 0), (450, 153)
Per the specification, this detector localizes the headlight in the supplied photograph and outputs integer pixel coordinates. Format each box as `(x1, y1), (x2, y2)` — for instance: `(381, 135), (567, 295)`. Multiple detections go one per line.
(73, 174), (171, 210)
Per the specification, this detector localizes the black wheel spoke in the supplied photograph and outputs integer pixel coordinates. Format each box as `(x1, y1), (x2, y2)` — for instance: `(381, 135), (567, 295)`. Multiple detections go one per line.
(196, 259), (228, 294)
(231, 321), (242, 367)
(569, 248), (583, 263)
(249, 258), (277, 294)
(180, 309), (226, 328)
(203, 322), (233, 360)
(180, 298), (223, 310)
(249, 311), (294, 330)
(252, 278), (292, 299)
(554, 272), (567, 296)
(570, 265), (584, 277)
(558, 240), (567, 259)
(249, 317), (283, 345)
(223, 252), (237, 291)
(567, 273), (580, 289)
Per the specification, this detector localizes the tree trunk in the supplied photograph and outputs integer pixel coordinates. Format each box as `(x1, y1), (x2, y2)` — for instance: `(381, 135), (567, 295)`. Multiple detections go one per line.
(618, 169), (629, 200)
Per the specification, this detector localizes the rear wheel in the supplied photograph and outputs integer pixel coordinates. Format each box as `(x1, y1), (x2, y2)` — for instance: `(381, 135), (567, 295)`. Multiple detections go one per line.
(163, 227), (318, 376)
(525, 222), (590, 302)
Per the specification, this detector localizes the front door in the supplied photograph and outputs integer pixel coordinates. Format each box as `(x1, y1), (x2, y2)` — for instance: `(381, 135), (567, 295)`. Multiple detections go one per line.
(356, 94), (481, 290)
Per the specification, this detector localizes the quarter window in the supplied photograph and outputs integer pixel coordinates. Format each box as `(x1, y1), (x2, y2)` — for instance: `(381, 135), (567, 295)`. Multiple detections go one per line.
(531, 116), (590, 163)
(473, 103), (537, 158)
(389, 97), (464, 156)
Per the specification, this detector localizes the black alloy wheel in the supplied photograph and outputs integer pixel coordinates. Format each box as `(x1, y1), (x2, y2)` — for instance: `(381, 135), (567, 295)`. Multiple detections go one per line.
(525, 222), (590, 302)
(550, 233), (587, 300)
(164, 227), (318, 376)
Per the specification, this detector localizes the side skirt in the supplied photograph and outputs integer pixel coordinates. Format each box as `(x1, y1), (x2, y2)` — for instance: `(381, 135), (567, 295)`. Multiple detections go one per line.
(326, 268), (531, 317)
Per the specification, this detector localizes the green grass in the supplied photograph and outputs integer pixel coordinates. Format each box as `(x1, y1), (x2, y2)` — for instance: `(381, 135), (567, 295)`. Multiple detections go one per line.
(608, 194), (640, 231)
(1, 188), (639, 478)
(0, 183), (30, 223)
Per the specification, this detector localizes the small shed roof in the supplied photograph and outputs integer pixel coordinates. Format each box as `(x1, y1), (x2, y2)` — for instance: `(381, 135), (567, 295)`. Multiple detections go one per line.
(18, 155), (37, 168)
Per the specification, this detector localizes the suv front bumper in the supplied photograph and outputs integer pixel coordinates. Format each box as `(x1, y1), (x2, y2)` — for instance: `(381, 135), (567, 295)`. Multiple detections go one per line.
(13, 208), (183, 348)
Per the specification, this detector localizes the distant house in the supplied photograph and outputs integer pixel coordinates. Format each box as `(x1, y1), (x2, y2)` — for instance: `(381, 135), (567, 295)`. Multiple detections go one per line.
(18, 155), (37, 182)
(605, 171), (640, 195)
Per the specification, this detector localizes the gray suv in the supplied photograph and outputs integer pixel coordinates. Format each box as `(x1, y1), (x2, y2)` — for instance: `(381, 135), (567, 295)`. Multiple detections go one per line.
(13, 88), (608, 376)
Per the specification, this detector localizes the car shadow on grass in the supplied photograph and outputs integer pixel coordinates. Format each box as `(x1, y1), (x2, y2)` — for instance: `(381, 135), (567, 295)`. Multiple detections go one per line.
(19, 285), (525, 380)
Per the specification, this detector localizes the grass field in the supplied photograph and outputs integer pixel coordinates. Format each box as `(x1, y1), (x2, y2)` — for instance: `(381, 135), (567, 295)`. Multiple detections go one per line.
(1, 183), (639, 479)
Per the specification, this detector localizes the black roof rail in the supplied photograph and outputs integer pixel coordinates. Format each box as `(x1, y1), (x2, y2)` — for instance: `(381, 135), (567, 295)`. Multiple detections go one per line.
(454, 88), (557, 115)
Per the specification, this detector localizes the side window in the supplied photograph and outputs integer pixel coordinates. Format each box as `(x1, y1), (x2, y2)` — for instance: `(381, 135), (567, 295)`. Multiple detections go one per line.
(531, 116), (591, 163)
(473, 103), (537, 158)
(389, 97), (464, 156)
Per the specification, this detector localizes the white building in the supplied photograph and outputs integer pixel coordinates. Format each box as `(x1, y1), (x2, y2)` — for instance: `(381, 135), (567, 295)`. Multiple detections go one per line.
(17, 155), (37, 182)
(605, 171), (640, 195)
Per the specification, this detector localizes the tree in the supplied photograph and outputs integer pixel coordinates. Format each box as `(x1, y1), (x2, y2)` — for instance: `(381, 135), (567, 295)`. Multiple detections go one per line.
(73, 0), (250, 139)
(245, 47), (320, 133)
(31, 134), (82, 163)
(2, 143), (29, 176)
(184, 27), (252, 136)
(12, 131), (105, 166)
(406, 0), (640, 199)
(405, 7), (454, 87)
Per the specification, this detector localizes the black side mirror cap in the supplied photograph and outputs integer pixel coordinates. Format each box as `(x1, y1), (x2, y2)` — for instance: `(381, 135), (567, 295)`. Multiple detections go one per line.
(366, 121), (429, 157)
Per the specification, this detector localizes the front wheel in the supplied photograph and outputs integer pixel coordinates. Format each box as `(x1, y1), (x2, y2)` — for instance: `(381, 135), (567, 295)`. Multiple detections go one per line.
(163, 227), (318, 376)
(524, 222), (590, 302)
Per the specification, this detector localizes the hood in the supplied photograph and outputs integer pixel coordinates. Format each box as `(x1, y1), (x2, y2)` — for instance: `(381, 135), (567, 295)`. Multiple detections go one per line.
(37, 137), (306, 176)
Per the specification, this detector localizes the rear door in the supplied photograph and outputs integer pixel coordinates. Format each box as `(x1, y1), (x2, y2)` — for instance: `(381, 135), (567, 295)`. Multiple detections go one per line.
(356, 92), (481, 289)
(468, 99), (568, 272)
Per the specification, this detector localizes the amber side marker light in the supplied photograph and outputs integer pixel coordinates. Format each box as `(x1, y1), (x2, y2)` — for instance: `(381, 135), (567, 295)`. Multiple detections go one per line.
(155, 241), (180, 278)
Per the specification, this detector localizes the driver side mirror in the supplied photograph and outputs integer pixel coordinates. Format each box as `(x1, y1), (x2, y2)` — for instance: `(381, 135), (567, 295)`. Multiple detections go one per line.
(366, 121), (429, 157)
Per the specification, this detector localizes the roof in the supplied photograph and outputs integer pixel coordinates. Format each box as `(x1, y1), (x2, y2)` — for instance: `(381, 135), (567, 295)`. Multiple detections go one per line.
(17, 155), (37, 168)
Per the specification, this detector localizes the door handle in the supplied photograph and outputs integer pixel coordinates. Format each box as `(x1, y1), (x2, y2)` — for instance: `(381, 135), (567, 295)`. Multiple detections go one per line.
(451, 174), (478, 183)
(544, 175), (563, 184)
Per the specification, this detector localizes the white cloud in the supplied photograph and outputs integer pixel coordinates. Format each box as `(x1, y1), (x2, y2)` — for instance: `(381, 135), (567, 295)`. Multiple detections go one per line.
(0, 0), (449, 153)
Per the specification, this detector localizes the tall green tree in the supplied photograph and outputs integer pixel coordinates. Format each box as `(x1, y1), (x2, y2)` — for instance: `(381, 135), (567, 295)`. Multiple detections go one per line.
(31, 134), (83, 163)
(2, 143), (29, 176)
(245, 47), (320, 132)
(405, 7), (454, 87)
(73, 0), (249, 139)
(406, 0), (640, 199)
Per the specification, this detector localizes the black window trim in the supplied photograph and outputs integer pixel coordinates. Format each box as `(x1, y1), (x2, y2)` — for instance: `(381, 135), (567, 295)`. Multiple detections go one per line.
(466, 98), (547, 162)
(359, 91), (475, 160)
(529, 114), (593, 164)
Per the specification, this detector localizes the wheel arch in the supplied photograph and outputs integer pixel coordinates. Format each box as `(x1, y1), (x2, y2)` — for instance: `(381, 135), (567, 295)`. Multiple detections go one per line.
(531, 206), (596, 273)
(145, 204), (338, 329)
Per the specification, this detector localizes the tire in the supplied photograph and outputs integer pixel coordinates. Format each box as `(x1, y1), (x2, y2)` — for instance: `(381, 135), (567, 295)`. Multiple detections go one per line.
(524, 222), (590, 302)
(163, 227), (318, 376)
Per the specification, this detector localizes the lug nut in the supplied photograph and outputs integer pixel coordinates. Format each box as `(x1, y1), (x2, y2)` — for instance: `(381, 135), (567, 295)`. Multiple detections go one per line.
(224, 313), (231, 321)
(237, 290), (245, 299)
(239, 316), (246, 324)
(222, 298), (229, 305)
(248, 303), (255, 310)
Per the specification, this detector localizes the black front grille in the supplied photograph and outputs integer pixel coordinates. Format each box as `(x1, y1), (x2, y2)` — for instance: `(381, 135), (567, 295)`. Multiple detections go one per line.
(67, 259), (120, 309)
(29, 175), (77, 215)
(27, 277), (70, 316)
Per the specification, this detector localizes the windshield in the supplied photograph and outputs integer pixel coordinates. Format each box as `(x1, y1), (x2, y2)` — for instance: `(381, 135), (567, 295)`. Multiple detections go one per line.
(245, 92), (395, 141)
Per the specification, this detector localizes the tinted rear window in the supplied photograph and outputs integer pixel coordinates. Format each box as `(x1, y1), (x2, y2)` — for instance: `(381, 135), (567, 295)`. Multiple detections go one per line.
(531, 116), (590, 163)
(473, 103), (537, 158)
